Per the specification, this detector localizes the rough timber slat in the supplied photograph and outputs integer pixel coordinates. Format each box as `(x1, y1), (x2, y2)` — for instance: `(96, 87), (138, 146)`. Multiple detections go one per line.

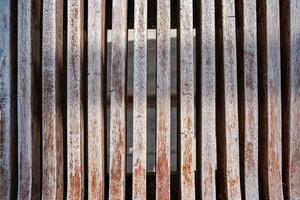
(132, 0), (147, 199)
(87, 0), (106, 198)
(66, 0), (84, 198)
(196, 0), (216, 198)
(242, 0), (259, 198)
(178, 0), (195, 199)
(0, 0), (16, 199)
(41, 0), (64, 198)
(108, 0), (128, 199)
(221, 0), (241, 198)
(156, 0), (171, 199)
(289, 0), (300, 199)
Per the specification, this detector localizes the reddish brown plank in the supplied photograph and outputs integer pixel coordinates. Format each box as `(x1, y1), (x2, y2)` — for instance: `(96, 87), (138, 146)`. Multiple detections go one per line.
(67, 0), (84, 198)
(41, 0), (64, 198)
(197, 0), (216, 198)
(242, 0), (259, 199)
(156, 0), (171, 199)
(221, 0), (241, 198)
(87, 0), (106, 199)
(132, 0), (147, 199)
(108, 0), (128, 199)
(289, 1), (300, 199)
(178, 0), (195, 199)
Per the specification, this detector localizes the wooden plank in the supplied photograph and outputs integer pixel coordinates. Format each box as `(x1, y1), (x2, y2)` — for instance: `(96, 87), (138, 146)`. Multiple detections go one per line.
(289, 1), (300, 199)
(0, 0), (17, 199)
(178, 0), (195, 199)
(87, 0), (106, 199)
(67, 0), (84, 198)
(41, 0), (63, 198)
(156, 0), (171, 199)
(242, 0), (259, 199)
(132, 0), (147, 199)
(108, 0), (128, 199)
(221, 0), (241, 198)
(196, 0), (216, 198)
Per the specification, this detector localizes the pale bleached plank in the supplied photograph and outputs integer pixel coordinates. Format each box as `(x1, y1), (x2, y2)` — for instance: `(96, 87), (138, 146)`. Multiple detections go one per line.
(87, 0), (106, 198)
(178, 0), (195, 199)
(41, 0), (63, 198)
(156, 0), (171, 199)
(221, 0), (241, 198)
(0, 1), (16, 199)
(132, 0), (147, 199)
(243, 0), (259, 199)
(67, 0), (84, 198)
(108, 0), (128, 199)
(265, 0), (283, 199)
(289, 0), (300, 199)
(198, 0), (216, 198)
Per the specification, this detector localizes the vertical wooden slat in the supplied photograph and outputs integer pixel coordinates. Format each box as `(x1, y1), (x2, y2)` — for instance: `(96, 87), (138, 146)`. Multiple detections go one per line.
(221, 0), (241, 198)
(132, 0), (147, 199)
(156, 0), (171, 199)
(264, 0), (283, 198)
(87, 0), (106, 198)
(0, 0), (16, 199)
(109, 0), (128, 199)
(289, 0), (300, 198)
(67, 0), (84, 197)
(196, 0), (216, 198)
(243, 0), (259, 198)
(178, 0), (195, 199)
(41, 0), (63, 198)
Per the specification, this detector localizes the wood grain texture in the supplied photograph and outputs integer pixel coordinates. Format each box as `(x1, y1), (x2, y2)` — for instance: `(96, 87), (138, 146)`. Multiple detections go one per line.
(108, 0), (128, 199)
(87, 0), (106, 199)
(156, 0), (171, 199)
(67, 0), (84, 198)
(289, 0), (300, 199)
(178, 0), (195, 199)
(132, 0), (147, 199)
(196, 0), (216, 198)
(0, 0), (16, 199)
(221, 0), (241, 198)
(242, 0), (259, 199)
(41, 0), (64, 198)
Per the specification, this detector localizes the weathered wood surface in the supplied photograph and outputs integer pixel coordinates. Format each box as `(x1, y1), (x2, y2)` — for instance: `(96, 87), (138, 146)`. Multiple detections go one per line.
(67, 0), (84, 198)
(132, 0), (147, 199)
(0, 0), (16, 199)
(196, 0), (216, 198)
(289, 0), (300, 199)
(87, 0), (106, 198)
(178, 0), (195, 199)
(41, 0), (64, 199)
(221, 0), (241, 198)
(156, 0), (171, 199)
(108, 0), (128, 199)
(242, 0), (259, 199)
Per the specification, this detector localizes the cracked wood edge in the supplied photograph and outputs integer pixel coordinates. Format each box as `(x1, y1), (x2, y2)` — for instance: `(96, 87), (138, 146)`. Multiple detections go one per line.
(108, 0), (128, 199)
(87, 0), (106, 198)
(67, 0), (84, 198)
(156, 0), (171, 199)
(178, 0), (195, 199)
(132, 0), (147, 199)
(221, 0), (241, 198)
(289, 0), (300, 199)
(243, 0), (259, 199)
(41, 0), (64, 198)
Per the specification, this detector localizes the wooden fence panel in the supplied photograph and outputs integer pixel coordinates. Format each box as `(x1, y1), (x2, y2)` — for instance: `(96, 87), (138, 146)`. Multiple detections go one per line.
(108, 0), (128, 199)
(66, 0), (84, 198)
(156, 0), (171, 199)
(87, 0), (106, 199)
(132, 0), (147, 199)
